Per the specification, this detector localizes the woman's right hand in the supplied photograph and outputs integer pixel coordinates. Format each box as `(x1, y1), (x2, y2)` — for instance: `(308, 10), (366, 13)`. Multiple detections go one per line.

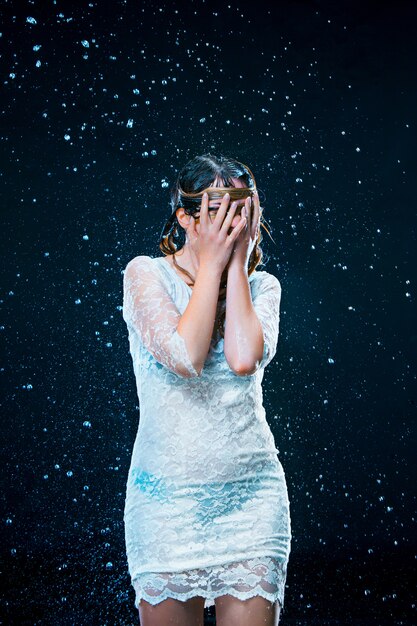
(187, 192), (247, 274)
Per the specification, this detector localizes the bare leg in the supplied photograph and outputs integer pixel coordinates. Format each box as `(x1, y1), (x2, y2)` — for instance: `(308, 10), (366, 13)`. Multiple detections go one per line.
(215, 594), (281, 626)
(138, 596), (205, 626)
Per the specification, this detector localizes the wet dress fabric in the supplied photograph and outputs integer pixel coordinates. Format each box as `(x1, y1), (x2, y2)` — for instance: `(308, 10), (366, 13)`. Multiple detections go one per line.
(122, 255), (292, 611)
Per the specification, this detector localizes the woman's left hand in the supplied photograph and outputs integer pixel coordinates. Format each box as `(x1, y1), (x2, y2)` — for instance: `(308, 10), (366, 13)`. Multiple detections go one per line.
(229, 190), (260, 269)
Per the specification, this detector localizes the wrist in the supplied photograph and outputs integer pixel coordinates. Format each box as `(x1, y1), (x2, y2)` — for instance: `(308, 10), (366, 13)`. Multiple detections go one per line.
(227, 257), (248, 274)
(198, 261), (223, 282)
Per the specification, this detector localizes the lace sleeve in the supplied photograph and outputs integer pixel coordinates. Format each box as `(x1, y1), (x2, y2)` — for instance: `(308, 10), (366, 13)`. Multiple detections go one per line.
(252, 272), (282, 371)
(122, 256), (200, 378)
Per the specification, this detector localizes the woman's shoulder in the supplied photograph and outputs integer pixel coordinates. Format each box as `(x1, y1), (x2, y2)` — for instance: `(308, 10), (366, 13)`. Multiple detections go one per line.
(123, 255), (160, 273)
(251, 267), (282, 291)
(123, 256), (174, 289)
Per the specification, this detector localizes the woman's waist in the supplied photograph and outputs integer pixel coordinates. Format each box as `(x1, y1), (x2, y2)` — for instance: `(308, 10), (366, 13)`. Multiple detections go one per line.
(136, 405), (272, 445)
(130, 423), (280, 480)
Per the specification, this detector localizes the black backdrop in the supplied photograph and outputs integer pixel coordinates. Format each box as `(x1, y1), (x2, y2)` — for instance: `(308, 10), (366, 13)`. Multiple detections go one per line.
(1, 1), (416, 624)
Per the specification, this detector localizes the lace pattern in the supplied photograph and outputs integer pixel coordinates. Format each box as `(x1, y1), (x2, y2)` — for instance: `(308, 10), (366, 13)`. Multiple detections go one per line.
(132, 556), (288, 612)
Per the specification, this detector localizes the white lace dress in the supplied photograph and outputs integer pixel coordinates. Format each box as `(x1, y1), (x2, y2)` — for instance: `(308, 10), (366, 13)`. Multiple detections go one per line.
(122, 255), (292, 612)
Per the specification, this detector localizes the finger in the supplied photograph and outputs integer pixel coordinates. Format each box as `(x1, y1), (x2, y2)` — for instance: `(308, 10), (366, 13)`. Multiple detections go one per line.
(213, 192), (231, 229)
(200, 191), (209, 229)
(227, 214), (247, 245)
(251, 191), (260, 239)
(245, 196), (252, 236)
(219, 200), (240, 236)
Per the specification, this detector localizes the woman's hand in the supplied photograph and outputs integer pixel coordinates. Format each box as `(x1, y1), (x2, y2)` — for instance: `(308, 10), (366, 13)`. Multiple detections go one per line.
(229, 190), (261, 270)
(188, 191), (247, 275)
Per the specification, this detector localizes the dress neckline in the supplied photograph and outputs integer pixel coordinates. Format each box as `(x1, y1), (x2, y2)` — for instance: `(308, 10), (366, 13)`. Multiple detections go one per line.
(156, 256), (193, 291)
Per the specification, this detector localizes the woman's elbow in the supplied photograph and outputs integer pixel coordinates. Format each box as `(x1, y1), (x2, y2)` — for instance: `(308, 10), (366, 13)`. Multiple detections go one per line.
(224, 336), (264, 376)
(176, 362), (203, 378)
(227, 356), (262, 377)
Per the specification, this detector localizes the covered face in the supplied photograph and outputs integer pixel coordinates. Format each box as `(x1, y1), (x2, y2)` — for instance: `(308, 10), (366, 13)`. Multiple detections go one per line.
(160, 155), (256, 243)
(196, 178), (251, 224)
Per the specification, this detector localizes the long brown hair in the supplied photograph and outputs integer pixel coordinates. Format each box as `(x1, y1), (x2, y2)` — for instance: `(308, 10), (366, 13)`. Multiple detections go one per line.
(158, 153), (275, 341)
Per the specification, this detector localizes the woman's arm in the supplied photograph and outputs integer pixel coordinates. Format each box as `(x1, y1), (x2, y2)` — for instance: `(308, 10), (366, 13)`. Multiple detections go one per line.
(123, 256), (223, 378)
(175, 190), (247, 374)
(223, 263), (264, 375)
(223, 190), (282, 375)
(176, 261), (223, 375)
(224, 266), (282, 376)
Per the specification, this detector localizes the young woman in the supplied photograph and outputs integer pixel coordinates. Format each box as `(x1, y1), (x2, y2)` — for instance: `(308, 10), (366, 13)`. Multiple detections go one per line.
(122, 154), (292, 626)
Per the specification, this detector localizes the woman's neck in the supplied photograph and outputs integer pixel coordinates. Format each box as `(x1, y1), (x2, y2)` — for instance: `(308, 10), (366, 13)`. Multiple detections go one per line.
(171, 245), (197, 274)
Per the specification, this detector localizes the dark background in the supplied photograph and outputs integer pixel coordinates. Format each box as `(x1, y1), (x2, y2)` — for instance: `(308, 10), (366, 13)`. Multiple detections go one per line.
(1, 0), (416, 624)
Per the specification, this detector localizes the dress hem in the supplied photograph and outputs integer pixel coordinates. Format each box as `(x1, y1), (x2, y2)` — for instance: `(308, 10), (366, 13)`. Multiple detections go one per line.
(132, 555), (288, 613)
(134, 587), (286, 613)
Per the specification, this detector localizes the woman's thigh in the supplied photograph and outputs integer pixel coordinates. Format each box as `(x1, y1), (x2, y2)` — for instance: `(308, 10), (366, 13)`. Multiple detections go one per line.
(215, 594), (281, 626)
(138, 596), (206, 626)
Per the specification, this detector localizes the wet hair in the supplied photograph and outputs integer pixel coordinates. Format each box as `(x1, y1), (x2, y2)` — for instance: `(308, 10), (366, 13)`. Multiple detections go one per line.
(158, 153), (274, 340)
